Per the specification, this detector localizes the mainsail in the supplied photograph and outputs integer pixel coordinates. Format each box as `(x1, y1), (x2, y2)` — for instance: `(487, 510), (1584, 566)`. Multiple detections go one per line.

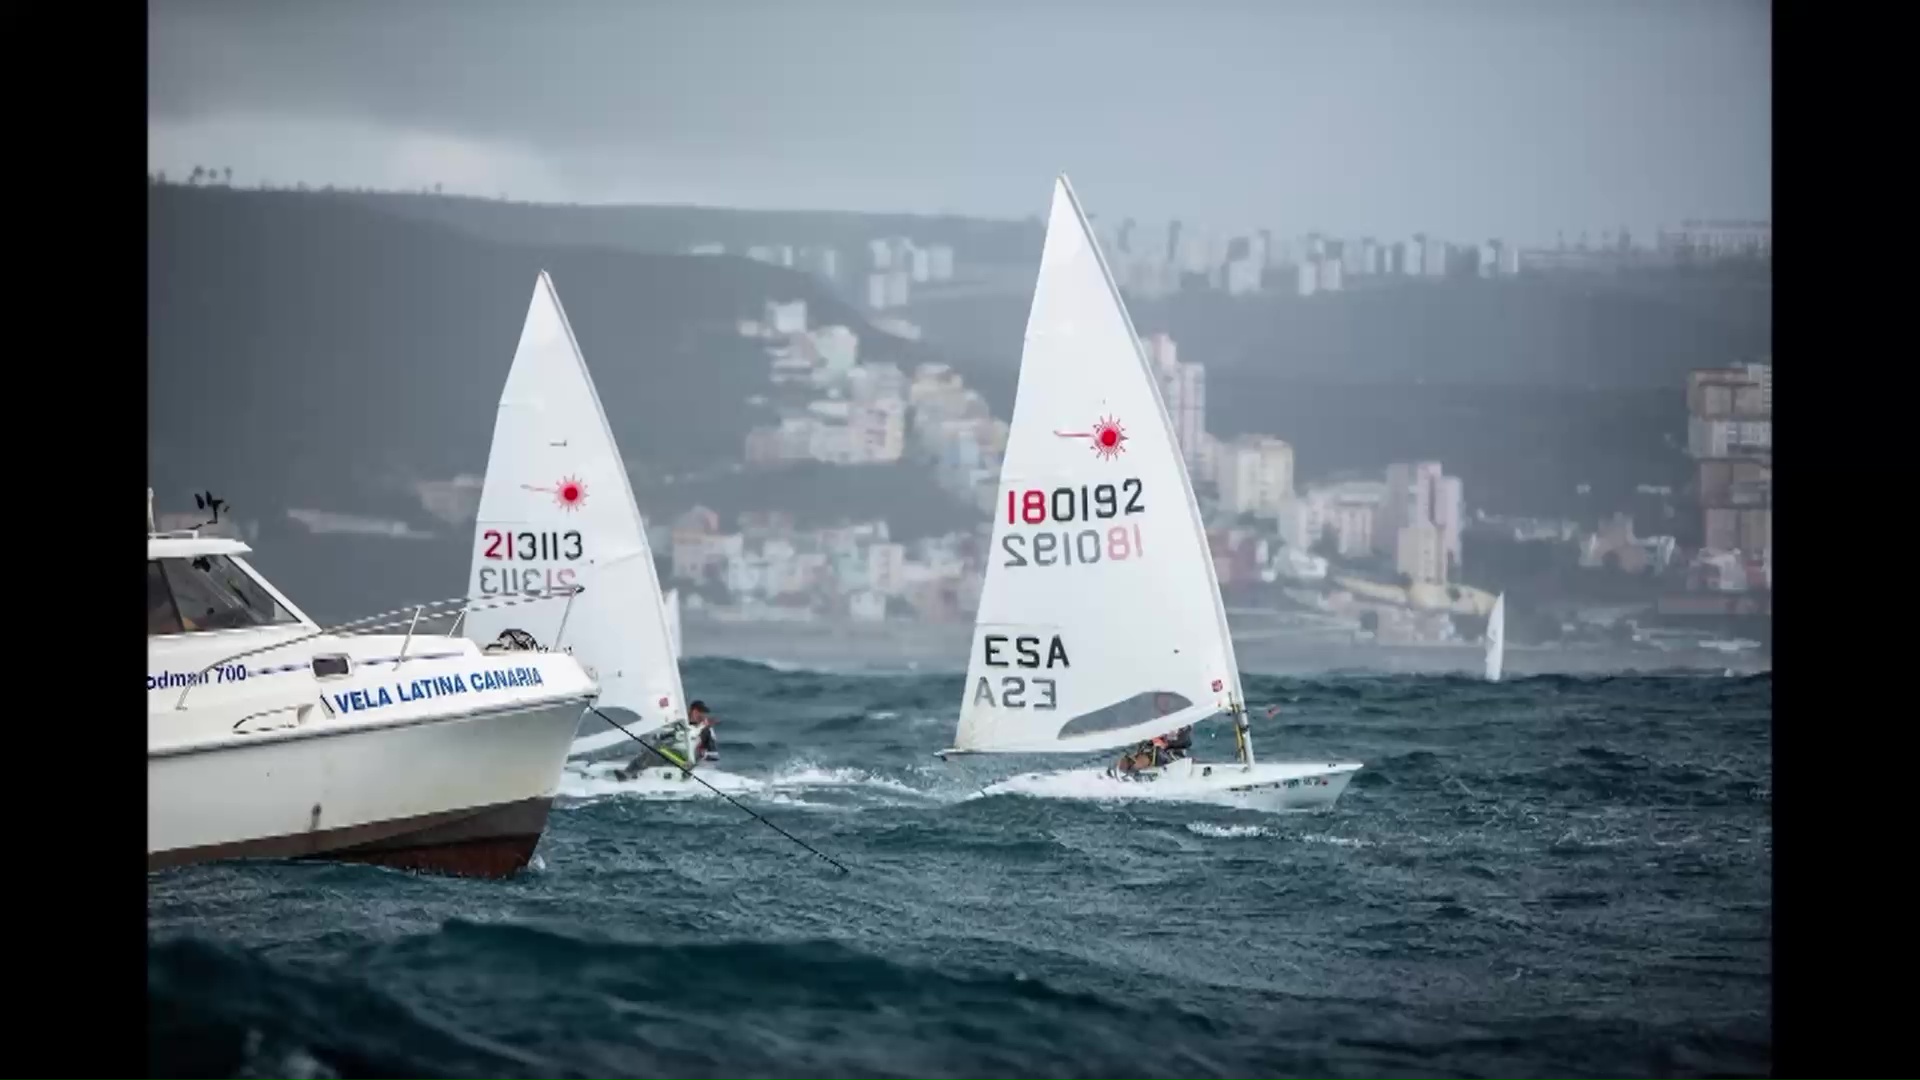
(953, 176), (1243, 757)
(1484, 592), (1506, 683)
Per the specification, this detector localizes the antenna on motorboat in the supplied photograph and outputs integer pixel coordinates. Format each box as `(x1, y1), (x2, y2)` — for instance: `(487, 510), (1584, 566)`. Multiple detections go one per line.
(192, 490), (227, 530)
(147, 487), (157, 533)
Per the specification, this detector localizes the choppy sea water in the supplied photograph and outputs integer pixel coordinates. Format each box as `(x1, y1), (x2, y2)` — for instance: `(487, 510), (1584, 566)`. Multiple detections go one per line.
(149, 663), (1771, 1078)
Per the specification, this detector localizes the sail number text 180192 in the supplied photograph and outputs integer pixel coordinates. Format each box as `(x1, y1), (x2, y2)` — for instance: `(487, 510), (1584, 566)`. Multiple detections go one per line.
(1005, 480), (1143, 522)
(1000, 481), (1146, 569)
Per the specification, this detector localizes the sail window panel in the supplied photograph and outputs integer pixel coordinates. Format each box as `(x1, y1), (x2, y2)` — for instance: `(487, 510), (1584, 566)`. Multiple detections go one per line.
(1056, 689), (1198, 739)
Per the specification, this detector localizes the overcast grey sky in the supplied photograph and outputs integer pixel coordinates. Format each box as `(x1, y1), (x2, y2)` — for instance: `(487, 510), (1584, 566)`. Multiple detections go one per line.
(148, 0), (1770, 244)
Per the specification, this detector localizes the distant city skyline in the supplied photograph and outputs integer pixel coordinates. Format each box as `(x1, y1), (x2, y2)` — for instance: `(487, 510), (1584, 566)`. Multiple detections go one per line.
(147, 0), (1771, 247)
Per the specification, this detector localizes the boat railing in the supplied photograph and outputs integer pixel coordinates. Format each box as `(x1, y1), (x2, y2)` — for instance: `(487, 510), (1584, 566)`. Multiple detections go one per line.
(172, 586), (584, 710)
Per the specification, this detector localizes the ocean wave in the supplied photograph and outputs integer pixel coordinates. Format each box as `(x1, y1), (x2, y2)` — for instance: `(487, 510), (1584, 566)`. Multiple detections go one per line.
(150, 668), (1771, 1078)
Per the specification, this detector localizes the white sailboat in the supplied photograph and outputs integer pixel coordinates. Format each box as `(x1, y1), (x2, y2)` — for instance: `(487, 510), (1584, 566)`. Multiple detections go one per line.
(1484, 592), (1506, 683)
(941, 176), (1362, 812)
(465, 271), (698, 785)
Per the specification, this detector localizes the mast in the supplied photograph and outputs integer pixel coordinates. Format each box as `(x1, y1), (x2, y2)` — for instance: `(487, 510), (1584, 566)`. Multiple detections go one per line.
(1231, 697), (1256, 766)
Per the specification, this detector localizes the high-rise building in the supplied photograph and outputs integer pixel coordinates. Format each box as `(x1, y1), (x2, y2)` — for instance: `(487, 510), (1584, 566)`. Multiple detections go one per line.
(1226, 257), (1262, 295)
(1434, 474), (1464, 570)
(1138, 333), (1206, 462)
(1217, 437), (1295, 517)
(852, 399), (906, 463)
(1166, 362), (1206, 462)
(1140, 332), (1177, 373)
(1378, 461), (1458, 582)
(1395, 522), (1445, 585)
(1688, 362), (1771, 586)
(1342, 240), (1365, 276)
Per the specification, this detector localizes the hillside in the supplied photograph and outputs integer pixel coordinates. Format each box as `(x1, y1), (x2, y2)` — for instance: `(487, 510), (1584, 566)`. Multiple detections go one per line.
(908, 268), (1769, 518)
(148, 184), (1771, 617)
(347, 190), (1043, 265)
(147, 185), (974, 619)
(350, 187), (1768, 516)
(909, 266), (1771, 388)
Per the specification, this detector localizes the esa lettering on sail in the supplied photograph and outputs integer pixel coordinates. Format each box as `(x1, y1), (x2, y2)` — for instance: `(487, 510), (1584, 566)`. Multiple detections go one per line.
(971, 633), (1070, 710)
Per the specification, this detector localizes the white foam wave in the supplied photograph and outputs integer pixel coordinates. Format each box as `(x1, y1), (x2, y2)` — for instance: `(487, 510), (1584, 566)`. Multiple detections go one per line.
(762, 762), (934, 800)
(555, 762), (764, 802)
(555, 758), (948, 806)
(1186, 822), (1271, 839)
(1296, 832), (1373, 848)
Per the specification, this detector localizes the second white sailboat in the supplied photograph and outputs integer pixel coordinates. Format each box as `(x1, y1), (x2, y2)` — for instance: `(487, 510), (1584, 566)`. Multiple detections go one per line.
(465, 271), (717, 795)
(940, 176), (1361, 812)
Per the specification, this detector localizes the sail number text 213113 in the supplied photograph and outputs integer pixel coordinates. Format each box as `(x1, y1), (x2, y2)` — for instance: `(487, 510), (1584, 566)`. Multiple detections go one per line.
(475, 529), (586, 597)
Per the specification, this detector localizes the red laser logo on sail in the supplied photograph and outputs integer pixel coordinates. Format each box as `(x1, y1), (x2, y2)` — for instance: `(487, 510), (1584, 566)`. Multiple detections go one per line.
(522, 475), (589, 511)
(1055, 415), (1128, 460)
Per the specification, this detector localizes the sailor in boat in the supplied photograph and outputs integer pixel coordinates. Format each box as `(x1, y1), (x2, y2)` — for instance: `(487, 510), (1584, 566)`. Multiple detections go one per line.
(689, 700), (719, 762)
(1115, 735), (1170, 776)
(1111, 723), (1198, 778)
(1163, 725), (1194, 760)
(615, 700), (717, 779)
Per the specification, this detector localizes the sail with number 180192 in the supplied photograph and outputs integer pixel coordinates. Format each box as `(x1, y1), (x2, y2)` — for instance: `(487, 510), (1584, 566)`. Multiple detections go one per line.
(941, 175), (1362, 813)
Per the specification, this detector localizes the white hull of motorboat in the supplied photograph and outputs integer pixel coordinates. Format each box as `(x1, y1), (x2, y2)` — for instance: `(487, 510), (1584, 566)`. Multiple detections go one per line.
(148, 530), (599, 878)
(980, 758), (1362, 812)
(150, 678), (592, 876)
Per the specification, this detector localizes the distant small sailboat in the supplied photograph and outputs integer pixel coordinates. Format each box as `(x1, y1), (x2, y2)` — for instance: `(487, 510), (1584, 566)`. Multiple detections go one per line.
(1484, 592), (1506, 683)
(940, 176), (1361, 812)
(465, 272), (694, 776)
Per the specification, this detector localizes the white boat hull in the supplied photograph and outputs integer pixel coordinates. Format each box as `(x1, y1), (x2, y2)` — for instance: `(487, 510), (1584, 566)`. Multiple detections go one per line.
(149, 693), (591, 877)
(982, 758), (1362, 812)
(148, 625), (598, 878)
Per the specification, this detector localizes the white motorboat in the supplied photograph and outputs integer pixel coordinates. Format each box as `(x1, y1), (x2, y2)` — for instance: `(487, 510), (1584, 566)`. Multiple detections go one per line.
(940, 176), (1362, 811)
(147, 490), (599, 878)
